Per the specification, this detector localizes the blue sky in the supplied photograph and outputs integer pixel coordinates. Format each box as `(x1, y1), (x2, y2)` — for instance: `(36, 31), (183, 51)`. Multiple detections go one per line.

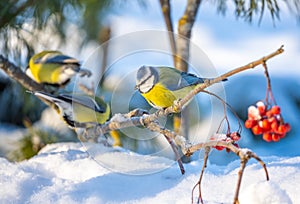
(100, 1), (300, 77)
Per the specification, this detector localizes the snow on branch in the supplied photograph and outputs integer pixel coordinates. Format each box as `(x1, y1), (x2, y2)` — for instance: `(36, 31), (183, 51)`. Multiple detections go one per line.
(84, 46), (284, 143)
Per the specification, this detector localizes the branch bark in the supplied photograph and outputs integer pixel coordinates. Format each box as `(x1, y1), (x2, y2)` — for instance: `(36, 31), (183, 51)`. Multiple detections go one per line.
(159, 0), (177, 65)
(175, 0), (201, 72)
(0, 55), (47, 92)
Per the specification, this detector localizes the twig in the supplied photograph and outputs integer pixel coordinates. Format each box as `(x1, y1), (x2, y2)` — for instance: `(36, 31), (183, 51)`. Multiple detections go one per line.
(175, 0), (201, 72)
(202, 90), (242, 134)
(163, 134), (185, 175)
(78, 83), (95, 96)
(0, 55), (47, 92)
(263, 62), (277, 106)
(192, 146), (210, 204)
(188, 138), (269, 204)
(163, 45), (285, 116)
(98, 26), (111, 87)
(159, 0), (177, 65)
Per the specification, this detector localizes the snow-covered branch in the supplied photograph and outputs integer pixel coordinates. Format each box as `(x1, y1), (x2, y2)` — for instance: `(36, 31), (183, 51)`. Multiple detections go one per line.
(1, 46), (284, 203)
(85, 46), (284, 145)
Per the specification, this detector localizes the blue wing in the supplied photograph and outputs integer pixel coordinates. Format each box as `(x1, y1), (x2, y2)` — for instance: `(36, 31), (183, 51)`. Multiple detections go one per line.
(59, 94), (106, 113)
(158, 67), (204, 91)
(34, 52), (79, 65)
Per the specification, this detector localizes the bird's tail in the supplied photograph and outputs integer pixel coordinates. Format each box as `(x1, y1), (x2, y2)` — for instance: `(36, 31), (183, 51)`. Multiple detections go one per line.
(33, 91), (64, 104)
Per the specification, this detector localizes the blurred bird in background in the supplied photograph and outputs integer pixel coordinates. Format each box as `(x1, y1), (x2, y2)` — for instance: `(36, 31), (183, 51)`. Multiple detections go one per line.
(32, 91), (121, 146)
(26, 51), (92, 87)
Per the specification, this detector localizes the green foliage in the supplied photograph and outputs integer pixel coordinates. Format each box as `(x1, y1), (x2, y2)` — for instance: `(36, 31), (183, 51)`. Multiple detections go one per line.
(0, 79), (45, 126)
(215, 0), (300, 24)
(7, 128), (58, 161)
(0, 0), (111, 63)
(7, 126), (76, 162)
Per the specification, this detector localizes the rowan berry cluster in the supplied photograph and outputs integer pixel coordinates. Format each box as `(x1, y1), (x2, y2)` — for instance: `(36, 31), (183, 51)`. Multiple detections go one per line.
(245, 101), (291, 142)
(212, 132), (241, 152)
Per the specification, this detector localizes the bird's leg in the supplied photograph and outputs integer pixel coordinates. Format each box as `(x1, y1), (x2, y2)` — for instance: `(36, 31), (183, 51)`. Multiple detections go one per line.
(172, 99), (183, 113)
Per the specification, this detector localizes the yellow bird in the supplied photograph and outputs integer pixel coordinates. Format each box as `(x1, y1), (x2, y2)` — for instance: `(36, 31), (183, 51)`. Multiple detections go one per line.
(26, 51), (91, 86)
(33, 91), (110, 128)
(33, 91), (122, 146)
(135, 66), (225, 109)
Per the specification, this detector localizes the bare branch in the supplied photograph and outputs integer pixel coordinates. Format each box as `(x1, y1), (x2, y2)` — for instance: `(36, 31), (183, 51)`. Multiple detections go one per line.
(85, 46), (284, 145)
(175, 0), (201, 72)
(0, 55), (47, 92)
(98, 26), (111, 87)
(164, 45), (285, 116)
(188, 137), (269, 204)
(159, 0), (177, 65)
(192, 146), (210, 204)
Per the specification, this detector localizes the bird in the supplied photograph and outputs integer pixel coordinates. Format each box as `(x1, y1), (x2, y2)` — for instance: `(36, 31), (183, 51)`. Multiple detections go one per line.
(26, 51), (92, 87)
(135, 66), (225, 109)
(33, 91), (123, 146)
(33, 91), (110, 128)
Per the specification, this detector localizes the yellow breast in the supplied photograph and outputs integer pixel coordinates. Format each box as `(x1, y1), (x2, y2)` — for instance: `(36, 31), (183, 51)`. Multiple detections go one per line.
(141, 83), (197, 109)
(29, 60), (62, 84)
(141, 83), (176, 109)
(73, 103), (110, 124)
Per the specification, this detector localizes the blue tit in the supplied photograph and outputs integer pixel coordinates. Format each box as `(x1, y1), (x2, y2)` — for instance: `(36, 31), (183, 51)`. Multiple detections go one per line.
(135, 66), (225, 109)
(33, 91), (110, 128)
(26, 51), (91, 86)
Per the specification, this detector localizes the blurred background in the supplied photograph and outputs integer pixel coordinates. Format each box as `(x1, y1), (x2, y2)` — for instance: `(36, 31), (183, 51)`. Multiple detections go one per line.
(0, 0), (299, 164)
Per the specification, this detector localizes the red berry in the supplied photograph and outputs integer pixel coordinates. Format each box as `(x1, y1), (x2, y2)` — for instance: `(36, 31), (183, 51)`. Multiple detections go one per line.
(257, 106), (266, 116)
(271, 120), (279, 131)
(248, 106), (260, 119)
(279, 132), (286, 138)
(263, 132), (272, 142)
(266, 110), (274, 118)
(252, 125), (263, 135)
(272, 133), (281, 142)
(277, 124), (287, 134)
(256, 101), (266, 115)
(261, 119), (271, 131)
(271, 105), (281, 115)
(230, 132), (241, 141)
(214, 146), (224, 151)
(284, 123), (291, 132)
(245, 119), (256, 129)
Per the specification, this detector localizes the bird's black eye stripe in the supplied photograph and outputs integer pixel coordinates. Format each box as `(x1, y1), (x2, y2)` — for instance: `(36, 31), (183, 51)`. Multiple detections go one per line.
(63, 115), (75, 127)
(138, 74), (153, 87)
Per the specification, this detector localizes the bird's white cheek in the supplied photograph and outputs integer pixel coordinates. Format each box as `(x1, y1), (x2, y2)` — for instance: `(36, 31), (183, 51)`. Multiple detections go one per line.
(58, 69), (77, 83)
(26, 69), (35, 80)
(139, 83), (153, 93)
(64, 68), (77, 75)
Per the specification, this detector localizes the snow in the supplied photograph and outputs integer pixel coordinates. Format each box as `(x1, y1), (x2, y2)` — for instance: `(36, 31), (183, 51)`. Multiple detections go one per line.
(1, 1), (300, 203)
(0, 142), (300, 204)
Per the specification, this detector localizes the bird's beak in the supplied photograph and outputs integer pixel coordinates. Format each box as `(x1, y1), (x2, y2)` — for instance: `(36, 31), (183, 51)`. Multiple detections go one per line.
(134, 85), (138, 90)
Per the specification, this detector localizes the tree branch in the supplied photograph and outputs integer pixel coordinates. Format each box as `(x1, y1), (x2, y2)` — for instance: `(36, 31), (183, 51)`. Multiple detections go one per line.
(86, 46), (284, 139)
(159, 0), (177, 65)
(0, 55), (48, 92)
(165, 45), (285, 115)
(175, 0), (201, 72)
